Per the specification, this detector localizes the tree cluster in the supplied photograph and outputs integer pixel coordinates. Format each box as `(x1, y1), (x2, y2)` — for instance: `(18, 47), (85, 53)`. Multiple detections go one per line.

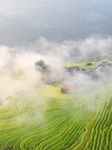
(35, 59), (50, 74)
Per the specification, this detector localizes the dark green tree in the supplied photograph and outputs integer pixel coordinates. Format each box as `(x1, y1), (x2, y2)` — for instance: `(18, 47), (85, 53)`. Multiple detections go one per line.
(35, 59), (47, 72)
(35, 59), (51, 74)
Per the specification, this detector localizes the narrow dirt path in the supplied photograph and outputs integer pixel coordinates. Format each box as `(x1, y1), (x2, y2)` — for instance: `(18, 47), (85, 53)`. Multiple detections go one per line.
(0, 90), (26, 108)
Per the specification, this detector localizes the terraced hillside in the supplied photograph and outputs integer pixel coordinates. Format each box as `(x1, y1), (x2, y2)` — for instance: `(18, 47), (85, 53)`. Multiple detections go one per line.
(0, 85), (112, 150)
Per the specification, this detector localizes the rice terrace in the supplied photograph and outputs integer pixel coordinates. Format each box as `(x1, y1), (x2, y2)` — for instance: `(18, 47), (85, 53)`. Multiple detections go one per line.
(1, 59), (112, 150)
(1, 0), (112, 149)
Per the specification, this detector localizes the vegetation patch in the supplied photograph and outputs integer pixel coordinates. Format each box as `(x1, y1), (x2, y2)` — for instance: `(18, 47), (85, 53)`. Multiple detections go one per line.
(62, 61), (100, 69)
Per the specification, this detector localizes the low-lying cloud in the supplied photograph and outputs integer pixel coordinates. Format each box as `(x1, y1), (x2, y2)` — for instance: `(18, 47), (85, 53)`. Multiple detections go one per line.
(1, 35), (112, 70)
(26, 36), (112, 63)
(0, 35), (112, 95)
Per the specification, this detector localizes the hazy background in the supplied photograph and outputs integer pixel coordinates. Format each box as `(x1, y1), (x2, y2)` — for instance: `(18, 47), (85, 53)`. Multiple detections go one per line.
(0, 0), (112, 47)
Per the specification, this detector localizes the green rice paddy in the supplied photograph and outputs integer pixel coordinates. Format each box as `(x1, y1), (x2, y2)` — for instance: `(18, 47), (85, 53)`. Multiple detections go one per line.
(0, 85), (112, 149)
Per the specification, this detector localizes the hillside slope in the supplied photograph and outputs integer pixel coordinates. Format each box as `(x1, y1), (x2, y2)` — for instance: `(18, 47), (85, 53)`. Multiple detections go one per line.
(0, 85), (112, 149)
